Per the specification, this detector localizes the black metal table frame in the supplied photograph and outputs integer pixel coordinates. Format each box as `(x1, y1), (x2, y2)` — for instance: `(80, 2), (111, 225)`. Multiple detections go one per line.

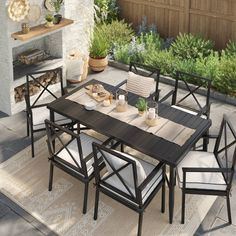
(47, 79), (212, 224)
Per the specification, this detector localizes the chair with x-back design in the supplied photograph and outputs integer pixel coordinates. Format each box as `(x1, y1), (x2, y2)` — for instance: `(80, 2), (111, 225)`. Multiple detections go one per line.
(177, 115), (236, 224)
(160, 71), (212, 150)
(45, 119), (112, 214)
(25, 67), (73, 157)
(92, 142), (166, 236)
(116, 62), (161, 102)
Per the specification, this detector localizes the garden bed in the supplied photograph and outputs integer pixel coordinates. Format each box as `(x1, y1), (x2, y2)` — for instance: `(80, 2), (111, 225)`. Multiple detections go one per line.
(109, 59), (236, 106)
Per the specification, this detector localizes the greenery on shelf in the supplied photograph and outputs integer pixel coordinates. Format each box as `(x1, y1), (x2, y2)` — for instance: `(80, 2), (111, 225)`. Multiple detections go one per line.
(89, 27), (109, 58)
(52, 0), (64, 13)
(170, 33), (214, 60)
(45, 14), (54, 22)
(135, 97), (147, 112)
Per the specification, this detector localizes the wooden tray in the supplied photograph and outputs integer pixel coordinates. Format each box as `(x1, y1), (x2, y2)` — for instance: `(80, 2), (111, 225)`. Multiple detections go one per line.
(85, 84), (112, 102)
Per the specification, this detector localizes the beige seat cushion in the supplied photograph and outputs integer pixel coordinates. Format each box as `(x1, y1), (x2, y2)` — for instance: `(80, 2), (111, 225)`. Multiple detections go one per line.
(126, 72), (155, 98)
(32, 106), (71, 129)
(102, 155), (162, 205)
(177, 151), (227, 191)
(102, 150), (147, 188)
(57, 133), (102, 177)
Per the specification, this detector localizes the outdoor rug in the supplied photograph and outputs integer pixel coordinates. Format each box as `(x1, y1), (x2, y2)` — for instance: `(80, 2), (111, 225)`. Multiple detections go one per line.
(0, 132), (216, 236)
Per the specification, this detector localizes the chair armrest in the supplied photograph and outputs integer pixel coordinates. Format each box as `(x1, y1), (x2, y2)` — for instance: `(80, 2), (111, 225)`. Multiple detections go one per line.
(138, 162), (165, 191)
(149, 90), (160, 101)
(159, 90), (174, 103)
(115, 80), (127, 89)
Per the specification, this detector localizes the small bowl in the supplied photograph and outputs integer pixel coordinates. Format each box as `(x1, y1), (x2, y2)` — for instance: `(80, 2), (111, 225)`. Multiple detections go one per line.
(84, 101), (96, 110)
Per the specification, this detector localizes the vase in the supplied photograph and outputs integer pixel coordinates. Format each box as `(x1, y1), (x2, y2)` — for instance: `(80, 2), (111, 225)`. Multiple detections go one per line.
(54, 14), (62, 24)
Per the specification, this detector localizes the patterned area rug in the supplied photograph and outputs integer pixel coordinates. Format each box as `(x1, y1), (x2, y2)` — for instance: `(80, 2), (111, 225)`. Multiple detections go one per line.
(0, 133), (216, 236)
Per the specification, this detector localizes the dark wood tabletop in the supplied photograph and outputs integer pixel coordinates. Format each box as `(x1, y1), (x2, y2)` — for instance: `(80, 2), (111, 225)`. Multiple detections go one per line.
(47, 79), (212, 167)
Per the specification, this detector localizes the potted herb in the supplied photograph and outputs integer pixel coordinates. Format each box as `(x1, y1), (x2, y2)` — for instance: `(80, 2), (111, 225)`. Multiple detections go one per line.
(53, 0), (63, 24)
(135, 97), (147, 115)
(89, 27), (109, 72)
(45, 14), (54, 27)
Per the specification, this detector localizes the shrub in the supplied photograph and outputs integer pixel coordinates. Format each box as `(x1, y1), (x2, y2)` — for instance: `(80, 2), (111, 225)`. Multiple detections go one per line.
(113, 44), (131, 64)
(137, 32), (164, 52)
(224, 40), (236, 57)
(97, 20), (134, 51)
(214, 56), (236, 95)
(94, 0), (119, 23)
(173, 59), (196, 75)
(144, 50), (175, 75)
(170, 33), (214, 60)
(195, 52), (221, 80)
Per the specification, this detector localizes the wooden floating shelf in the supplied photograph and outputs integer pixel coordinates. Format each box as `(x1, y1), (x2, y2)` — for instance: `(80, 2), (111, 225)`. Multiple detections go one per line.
(11, 18), (74, 41)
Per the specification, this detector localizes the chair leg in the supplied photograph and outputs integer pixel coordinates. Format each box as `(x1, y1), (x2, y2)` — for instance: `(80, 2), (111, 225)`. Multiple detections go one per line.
(226, 194), (232, 224)
(83, 182), (89, 214)
(181, 190), (186, 224)
(161, 180), (165, 213)
(94, 187), (100, 220)
(137, 212), (143, 236)
(26, 116), (29, 137)
(121, 143), (124, 152)
(48, 162), (54, 191)
(30, 127), (35, 158)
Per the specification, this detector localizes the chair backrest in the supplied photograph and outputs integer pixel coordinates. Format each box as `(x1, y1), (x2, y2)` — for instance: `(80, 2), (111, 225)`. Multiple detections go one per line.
(45, 119), (89, 178)
(214, 115), (236, 187)
(128, 62), (161, 101)
(172, 71), (211, 116)
(92, 142), (144, 205)
(25, 67), (64, 111)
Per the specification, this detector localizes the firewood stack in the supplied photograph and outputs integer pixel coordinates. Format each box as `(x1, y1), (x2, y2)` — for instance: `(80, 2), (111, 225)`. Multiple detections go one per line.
(18, 49), (46, 65)
(14, 71), (60, 103)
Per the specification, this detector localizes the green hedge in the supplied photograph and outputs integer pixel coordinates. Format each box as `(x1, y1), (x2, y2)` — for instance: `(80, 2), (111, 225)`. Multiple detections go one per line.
(112, 31), (236, 97)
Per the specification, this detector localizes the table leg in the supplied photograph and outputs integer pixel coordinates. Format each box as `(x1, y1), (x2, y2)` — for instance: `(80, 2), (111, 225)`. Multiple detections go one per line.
(50, 110), (55, 151)
(169, 166), (175, 224)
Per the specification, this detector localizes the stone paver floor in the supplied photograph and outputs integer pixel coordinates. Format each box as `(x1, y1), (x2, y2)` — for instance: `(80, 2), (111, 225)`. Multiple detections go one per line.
(0, 66), (236, 235)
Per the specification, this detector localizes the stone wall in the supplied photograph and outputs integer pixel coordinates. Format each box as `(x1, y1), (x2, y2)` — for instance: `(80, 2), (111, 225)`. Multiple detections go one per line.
(0, 0), (94, 115)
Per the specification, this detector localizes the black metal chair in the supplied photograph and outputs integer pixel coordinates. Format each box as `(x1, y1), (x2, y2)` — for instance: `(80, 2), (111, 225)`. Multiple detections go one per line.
(45, 119), (111, 214)
(160, 71), (212, 150)
(92, 142), (166, 236)
(116, 62), (161, 101)
(25, 67), (73, 157)
(176, 115), (236, 224)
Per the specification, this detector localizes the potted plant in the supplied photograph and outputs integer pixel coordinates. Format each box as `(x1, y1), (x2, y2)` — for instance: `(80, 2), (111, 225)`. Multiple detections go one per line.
(135, 97), (147, 115)
(53, 0), (63, 24)
(45, 14), (54, 27)
(89, 27), (109, 72)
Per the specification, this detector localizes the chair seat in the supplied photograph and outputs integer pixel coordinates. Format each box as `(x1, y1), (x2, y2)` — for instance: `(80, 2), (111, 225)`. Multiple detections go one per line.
(32, 106), (71, 129)
(56, 133), (102, 177)
(172, 105), (207, 119)
(177, 151), (227, 191)
(101, 157), (163, 204)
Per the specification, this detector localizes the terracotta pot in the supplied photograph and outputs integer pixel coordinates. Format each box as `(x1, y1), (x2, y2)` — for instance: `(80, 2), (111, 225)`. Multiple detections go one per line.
(88, 56), (108, 72)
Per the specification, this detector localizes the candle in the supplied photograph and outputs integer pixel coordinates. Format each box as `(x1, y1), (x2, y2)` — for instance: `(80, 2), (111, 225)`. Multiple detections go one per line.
(148, 108), (156, 120)
(118, 94), (125, 105)
(103, 99), (111, 107)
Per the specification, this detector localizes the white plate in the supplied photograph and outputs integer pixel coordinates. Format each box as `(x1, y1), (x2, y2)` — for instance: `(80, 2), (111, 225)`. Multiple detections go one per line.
(84, 101), (97, 111)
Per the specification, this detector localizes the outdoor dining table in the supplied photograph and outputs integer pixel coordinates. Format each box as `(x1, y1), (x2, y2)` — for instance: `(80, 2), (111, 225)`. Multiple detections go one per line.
(47, 79), (212, 224)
